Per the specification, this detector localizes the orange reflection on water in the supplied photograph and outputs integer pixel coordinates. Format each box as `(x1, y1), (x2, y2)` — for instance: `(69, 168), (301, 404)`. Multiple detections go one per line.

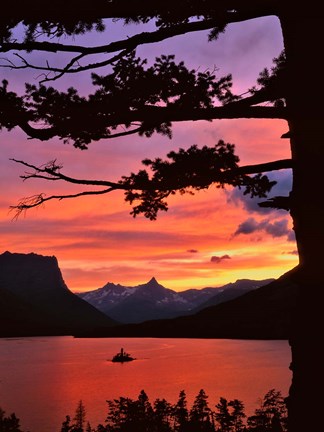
(0, 337), (291, 432)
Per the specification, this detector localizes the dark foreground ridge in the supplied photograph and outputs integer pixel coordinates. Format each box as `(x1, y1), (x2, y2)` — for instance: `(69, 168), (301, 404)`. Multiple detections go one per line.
(0, 251), (117, 337)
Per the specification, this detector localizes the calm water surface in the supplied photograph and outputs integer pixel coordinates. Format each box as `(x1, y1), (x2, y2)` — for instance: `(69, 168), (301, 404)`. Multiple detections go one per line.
(0, 337), (291, 432)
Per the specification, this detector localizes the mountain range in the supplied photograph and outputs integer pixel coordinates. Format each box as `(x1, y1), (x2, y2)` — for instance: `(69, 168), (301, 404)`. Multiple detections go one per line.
(79, 267), (298, 340)
(0, 250), (295, 340)
(77, 277), (274, 323)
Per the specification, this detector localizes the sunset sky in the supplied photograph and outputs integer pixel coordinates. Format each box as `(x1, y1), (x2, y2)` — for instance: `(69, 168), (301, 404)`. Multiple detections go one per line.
(0, 15), (298, 292)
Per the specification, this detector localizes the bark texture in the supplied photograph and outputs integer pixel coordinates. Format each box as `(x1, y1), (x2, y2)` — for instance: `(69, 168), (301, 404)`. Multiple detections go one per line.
(280, 6), (324, 431)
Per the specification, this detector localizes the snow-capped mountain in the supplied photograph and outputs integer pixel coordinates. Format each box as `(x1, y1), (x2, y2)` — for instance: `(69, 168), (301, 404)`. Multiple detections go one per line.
(77, 277), (274, 323)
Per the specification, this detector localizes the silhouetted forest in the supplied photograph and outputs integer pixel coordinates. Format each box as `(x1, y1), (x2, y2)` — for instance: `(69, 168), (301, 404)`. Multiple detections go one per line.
(0, 388), (287, 432)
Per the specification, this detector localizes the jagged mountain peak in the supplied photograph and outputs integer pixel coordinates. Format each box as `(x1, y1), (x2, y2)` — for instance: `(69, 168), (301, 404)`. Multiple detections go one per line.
(149, 276), (157, 283)
(137, 277), (169, 293)
(77, 275), (276, 324)
(147, 277), (159, 286)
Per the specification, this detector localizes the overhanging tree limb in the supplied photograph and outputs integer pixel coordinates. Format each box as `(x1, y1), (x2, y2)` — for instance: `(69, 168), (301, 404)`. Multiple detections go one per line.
(10, 158), (127, 188)
(0, 19), (225, 82)
(15, 105), (286, 143)
(0, 19), (224, 55)
(11, 157), (292, 187)
(1, 50), (286, 146)
(0, 2), (277, 82)
(10, 153), (292, 219)
(1, 49), (134, 84)
(10, 188), (117, 220)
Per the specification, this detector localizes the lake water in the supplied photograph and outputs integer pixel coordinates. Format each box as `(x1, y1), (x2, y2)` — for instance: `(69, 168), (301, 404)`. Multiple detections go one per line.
(0, 337), (291, 432)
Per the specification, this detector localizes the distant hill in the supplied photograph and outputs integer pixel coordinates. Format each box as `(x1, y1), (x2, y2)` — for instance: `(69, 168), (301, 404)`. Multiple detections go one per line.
(0, 251), (117, 336)
(77, 277), (273, 323)
(192, 279), (274, 312)
(77, 269), (298, 340)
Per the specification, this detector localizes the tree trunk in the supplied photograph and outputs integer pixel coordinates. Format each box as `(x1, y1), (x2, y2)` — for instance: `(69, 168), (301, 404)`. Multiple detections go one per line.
(279, 7), (324, 432)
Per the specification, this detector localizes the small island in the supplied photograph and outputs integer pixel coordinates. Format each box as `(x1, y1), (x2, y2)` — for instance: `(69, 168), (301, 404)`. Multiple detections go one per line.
(111, 348), (135, 363)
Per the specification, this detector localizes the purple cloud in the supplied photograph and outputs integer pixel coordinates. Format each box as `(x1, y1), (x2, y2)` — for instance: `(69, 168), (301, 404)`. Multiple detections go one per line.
(187, 249), (198, 253)
(234, 217), (259, 235)
(264, 219), (290, 238)
(234, 217), (294, 240)
(211, 254), (231, 263)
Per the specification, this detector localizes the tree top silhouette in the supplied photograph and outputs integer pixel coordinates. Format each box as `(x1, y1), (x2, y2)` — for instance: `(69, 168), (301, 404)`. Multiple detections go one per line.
(0, 2), (291, 219)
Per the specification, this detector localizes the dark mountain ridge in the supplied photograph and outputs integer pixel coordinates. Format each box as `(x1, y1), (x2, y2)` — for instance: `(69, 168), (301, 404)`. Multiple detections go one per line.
(192, 278), (275, 312)
(0, 251), (117, 336)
